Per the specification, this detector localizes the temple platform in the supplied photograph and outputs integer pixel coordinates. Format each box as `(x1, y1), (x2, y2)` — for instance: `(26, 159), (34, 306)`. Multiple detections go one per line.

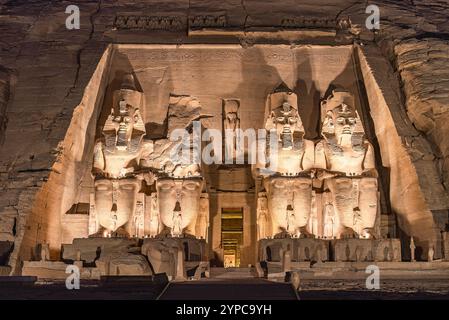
(21, 237), (209, 281)
(265, 261), (449, 280)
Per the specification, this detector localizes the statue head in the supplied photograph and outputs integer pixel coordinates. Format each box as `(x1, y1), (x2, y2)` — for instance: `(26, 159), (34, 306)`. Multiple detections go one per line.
(321, 89), (364, 146)
(97, 74), (146, 178)
(94, 178), (141, 233)
(108, 73), (145, 141)
(265, 84), (305, 151)
(156, 177), (204, 236)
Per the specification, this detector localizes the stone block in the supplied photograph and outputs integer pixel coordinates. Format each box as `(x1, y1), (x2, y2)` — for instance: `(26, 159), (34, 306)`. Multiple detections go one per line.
(0, 241), (13, 265)
(443, 232), (449, 260)
(62, 238), (138, 264)
(96, 254), (152, 276)
(260, 238), (329, 262)
(373, 239), (402, 262)
(142, 237), (207, 280)
(0, 266), (11, 275)
(22, 261), (68, 279)
(332, 238), (401, 262)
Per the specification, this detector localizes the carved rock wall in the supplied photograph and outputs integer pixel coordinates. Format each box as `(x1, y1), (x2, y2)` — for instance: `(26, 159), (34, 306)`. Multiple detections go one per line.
(394, 39), (449, 189)
(0, 0), (449, 271)
(0, 68), (11, 144)
(357, 45), (445, 256)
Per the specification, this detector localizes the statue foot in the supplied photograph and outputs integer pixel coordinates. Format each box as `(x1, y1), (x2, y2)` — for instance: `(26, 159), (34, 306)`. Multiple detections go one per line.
(299, 228), (314, 239)
(340, 228), (357, 239)
(274, 231), (292, 239)
(360, 228), (375, 239)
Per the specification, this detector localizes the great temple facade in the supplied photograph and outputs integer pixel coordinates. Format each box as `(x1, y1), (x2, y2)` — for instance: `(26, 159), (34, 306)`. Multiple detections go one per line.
(1, 1), (449, 287)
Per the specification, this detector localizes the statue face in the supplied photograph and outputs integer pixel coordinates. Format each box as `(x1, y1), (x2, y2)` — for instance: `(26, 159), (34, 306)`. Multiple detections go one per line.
(330, 103), (357, 141)
(268, 102), (304, 152)
(94, 178), (140, 232)
(108, 102), (142, 149)
(156, 177), (203, 233)
(98, 101), (146, 178)
(271, 102), (300, 134)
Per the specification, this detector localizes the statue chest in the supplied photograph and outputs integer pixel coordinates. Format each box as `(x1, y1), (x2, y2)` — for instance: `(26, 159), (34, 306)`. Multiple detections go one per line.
(326, 145), (366, 173)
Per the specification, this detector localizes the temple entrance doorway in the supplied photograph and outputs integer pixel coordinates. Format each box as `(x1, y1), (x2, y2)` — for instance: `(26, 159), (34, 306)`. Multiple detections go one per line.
(221, 208), (243, 268)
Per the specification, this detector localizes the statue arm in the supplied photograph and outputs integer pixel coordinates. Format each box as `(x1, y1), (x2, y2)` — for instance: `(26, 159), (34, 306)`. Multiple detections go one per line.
(301, 139), (315, 171)
(362, 142), (378, 178)
(314, 141), (327, 169)
(140, 140), (154, 159)
(92, 142), (105, 174)
(314, 141), (342, 180)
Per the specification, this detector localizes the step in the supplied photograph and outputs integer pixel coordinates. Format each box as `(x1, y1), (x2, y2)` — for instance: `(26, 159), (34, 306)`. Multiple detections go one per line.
(209, 267), (257, 279)
(158, 279), (298, 300)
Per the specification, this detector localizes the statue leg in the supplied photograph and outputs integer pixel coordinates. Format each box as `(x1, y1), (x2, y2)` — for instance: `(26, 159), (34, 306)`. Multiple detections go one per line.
(185, 219), (197, 237)
(327, 177), (355, 238)
(268, 199), (284, 236)
(359, 177), (378, 238)
(125, 222), (134, 238)
(292, 178), (312, 231)
(265, 178), (289, 236)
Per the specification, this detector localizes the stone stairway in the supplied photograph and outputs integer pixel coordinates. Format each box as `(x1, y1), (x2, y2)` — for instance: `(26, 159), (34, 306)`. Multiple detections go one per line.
(158, 278), (299, 300)
(209, 267), (257, 279)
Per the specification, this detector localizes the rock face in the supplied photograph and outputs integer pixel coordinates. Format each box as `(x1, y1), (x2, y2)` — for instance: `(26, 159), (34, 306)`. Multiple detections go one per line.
(0, 68), (11, 144)
(394, 39), (449, 190)
(0, 0), (448, 273)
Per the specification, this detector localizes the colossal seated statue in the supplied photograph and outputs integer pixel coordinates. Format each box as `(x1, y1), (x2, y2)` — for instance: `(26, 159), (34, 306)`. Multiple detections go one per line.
(258, 84), (314, 238)
(90, 74), (148, 236)
(90, 88), (209, 240)
(93, 74), (148, 179)
(142, 95), (207, 238)
(315, 89), (379, 239)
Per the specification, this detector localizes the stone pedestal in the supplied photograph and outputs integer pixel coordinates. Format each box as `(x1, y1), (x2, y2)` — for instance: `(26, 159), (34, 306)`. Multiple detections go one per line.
(443, 232), (449, 261)
(22, 261), (102, 280)
(332, 238), (401, 262)
(62, 238), (139, 264)
(142, 237), (207, 280)
(259, 238), (329, 262)
(62, 237), (151, 276)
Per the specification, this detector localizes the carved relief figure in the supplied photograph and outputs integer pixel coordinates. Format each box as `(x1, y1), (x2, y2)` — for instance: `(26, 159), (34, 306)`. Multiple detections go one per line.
(307, 192), (318, 236)
(257, 193), (269, 240)
(148, 193), (161, 237)
(88, 193), (98, 235)
(133, 193), (145, 237)
(223, 99), (241, 161)
(323, 202), (336, 239)
(196, 194), (210, 240)
(316, 89), (379, 239)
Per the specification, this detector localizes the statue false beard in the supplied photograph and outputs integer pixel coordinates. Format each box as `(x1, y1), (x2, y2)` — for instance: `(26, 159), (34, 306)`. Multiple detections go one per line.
(338, 133), (352, 147)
